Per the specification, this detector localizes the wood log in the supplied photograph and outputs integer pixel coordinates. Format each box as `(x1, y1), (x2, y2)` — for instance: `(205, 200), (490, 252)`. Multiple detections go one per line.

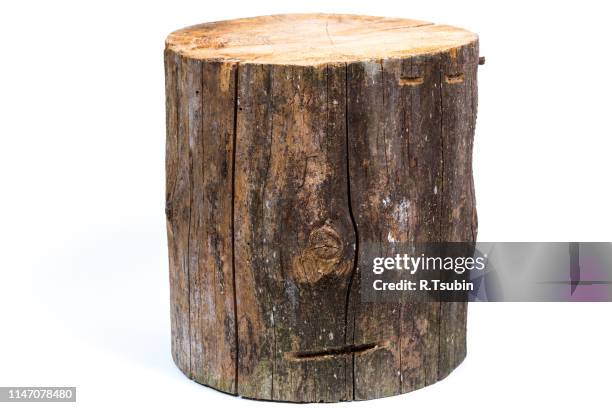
(164, 13), (479, 402)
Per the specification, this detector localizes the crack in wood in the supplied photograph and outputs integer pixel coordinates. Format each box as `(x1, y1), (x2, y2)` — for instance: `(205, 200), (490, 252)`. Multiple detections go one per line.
(231, 62), (240, 395)
(285, 341), (389, 361)
(444, 73), (464, 84)
(343, 62), (359, 401)
(399, 76), (424, 86)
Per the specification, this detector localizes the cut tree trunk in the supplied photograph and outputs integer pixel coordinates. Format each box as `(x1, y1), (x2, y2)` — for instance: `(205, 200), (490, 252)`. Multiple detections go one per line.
(164, 13), (480, 402)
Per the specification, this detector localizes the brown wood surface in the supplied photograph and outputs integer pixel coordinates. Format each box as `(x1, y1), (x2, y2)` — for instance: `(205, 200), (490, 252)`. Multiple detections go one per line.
(165, 14), (479, 402)
(166, 13), (477, 65)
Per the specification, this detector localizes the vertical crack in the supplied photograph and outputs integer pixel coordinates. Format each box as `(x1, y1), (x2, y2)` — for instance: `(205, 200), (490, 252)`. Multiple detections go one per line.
(380, 60), (391, 183)
(343, 62), (359, 401)
(437, 59), (445, 381)
(271, 308), (276, 400)
(398, 306), (403, 393)
(231, 62), (240, 395)
(169, 51), (182, 367)
(181, 56), (193, 378)
(470, 61), (478, 243)
(268, 65), (275, 400)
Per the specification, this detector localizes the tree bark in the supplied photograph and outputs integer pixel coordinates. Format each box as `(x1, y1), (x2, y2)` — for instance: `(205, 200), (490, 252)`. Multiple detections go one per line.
(165, 14), (479, 402)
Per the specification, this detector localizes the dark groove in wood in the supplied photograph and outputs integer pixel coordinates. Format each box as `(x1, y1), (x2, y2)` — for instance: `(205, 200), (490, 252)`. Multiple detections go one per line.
(342, 62), (358, 401)
(399, 76), (424, 86)
(231, 63), (240, 395)
(437, 63), (444, 382)
(184, 57), (193, 378)
(444, 73), (464, 83)
(286, 342), (388, 361)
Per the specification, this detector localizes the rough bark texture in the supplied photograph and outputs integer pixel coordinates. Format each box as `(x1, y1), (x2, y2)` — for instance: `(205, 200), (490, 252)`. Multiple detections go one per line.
(165, 24), (479, 402)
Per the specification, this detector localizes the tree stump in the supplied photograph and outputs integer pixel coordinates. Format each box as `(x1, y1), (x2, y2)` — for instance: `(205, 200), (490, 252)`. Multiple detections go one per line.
(164, 14), (479, 402)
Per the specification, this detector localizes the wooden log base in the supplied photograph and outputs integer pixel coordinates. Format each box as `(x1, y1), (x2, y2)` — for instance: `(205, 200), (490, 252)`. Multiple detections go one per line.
(165, 13), (479, 402)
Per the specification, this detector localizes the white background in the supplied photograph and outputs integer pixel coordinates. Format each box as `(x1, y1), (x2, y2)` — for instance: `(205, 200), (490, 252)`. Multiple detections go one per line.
(1, 1), (611, 407)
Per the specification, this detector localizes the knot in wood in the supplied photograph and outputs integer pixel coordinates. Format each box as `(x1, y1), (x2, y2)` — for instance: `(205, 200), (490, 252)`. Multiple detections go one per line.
(308, 225), (343, 260)
(292, 225), (352, 284)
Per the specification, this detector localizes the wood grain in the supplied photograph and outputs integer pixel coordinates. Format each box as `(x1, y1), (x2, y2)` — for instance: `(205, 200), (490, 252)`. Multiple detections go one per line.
(165, 52), (238, 393)
(166, 14), (477, 65)
(437, 42), (479, 380)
